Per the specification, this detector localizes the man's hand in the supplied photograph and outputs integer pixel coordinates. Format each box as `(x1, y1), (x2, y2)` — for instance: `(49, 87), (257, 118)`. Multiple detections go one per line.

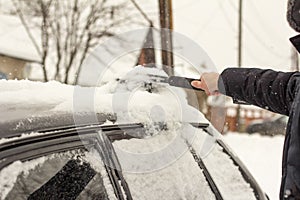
(191, 72), (220, 95)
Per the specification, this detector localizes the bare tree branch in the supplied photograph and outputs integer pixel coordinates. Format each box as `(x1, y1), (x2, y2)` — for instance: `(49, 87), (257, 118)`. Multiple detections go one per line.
(11, 0), (135, 84)
(11, 0), (42, 57)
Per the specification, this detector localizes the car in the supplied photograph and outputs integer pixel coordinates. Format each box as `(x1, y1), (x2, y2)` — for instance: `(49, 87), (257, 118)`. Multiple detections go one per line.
(0, 68), (269, 200)
(246, 115), (288, 136)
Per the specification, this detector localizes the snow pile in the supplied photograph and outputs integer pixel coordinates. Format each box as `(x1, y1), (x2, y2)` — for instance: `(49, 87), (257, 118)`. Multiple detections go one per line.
(93, 66), (207, 127)
(0, 80), (74, 122)
(114, 66), (168, 92)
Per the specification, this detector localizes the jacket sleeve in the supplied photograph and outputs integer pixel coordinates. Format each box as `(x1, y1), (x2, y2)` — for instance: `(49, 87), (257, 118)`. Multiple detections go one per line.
(218, 68), (299, 115)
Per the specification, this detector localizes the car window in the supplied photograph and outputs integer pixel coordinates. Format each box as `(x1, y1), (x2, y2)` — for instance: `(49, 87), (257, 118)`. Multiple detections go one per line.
(121, 149), (216, 200)
(0, 149), (110, 200)
(112, 125), (217, 200)
(112, 124), (259, 200)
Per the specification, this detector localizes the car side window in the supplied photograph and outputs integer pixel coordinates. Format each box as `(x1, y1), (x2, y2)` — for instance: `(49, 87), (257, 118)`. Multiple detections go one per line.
(2, 149), (109, 200)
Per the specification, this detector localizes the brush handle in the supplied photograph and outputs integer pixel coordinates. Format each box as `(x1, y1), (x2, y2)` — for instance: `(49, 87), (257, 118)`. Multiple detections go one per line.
(168, 76), (204, 91)
(168, 76), (250, 104)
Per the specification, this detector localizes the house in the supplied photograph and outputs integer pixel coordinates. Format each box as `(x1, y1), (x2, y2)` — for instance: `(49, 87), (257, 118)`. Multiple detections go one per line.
(206, 96), (277, 133)
(0, 14), (41, 80)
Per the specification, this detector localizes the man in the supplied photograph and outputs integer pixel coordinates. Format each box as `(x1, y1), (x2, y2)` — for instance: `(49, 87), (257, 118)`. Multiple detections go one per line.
(191, 0), (300, 199)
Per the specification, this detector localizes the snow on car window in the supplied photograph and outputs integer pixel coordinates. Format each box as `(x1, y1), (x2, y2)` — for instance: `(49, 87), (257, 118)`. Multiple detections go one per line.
(0, 156), (48, 200)
(190, 129), (257, 200)
(0, 149), (112, 200)
(0, 67), (208, 127)
(83, 150), (117, 200)
(112, 124), (216, 200)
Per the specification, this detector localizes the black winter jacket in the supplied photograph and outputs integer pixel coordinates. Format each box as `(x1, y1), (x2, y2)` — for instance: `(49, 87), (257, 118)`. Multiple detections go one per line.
(219, 68), (300, 200)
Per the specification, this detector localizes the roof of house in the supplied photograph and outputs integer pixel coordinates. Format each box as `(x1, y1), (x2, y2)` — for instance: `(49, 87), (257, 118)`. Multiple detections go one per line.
(0, 14), (41, 63)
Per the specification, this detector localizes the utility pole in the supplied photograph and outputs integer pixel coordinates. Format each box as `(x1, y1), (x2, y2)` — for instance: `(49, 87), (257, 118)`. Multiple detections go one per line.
(236, 0), (243, 131)
(238, 0), (243, 68)
(158, 0), (174, 76)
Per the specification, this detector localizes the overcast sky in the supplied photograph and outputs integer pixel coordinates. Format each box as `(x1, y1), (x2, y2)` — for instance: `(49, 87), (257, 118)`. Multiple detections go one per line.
(138, 0), (297, 72)
(175, 0), (298, 72)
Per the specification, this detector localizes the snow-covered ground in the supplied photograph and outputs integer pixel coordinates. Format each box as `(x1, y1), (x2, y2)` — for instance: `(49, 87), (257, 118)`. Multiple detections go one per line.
(224, 133), (284, 200)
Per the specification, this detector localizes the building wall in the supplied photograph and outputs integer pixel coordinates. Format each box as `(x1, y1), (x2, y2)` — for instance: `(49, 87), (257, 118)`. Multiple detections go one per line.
(0, 55), (26, 79)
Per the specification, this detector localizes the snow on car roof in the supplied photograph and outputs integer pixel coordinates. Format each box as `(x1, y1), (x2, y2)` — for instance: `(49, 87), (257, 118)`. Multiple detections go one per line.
(0, 66), (208, 126)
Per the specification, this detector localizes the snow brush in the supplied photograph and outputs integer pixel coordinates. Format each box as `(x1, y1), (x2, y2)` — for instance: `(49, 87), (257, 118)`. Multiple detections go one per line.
(150, 74), (249, 105)
(147, 74), (204, 91)
(115, 67), (204, 92)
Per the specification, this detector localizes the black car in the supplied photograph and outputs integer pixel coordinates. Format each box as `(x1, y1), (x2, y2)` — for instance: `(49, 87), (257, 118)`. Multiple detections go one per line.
(246, 115), (288, 136)
(0, 112), (269, 200)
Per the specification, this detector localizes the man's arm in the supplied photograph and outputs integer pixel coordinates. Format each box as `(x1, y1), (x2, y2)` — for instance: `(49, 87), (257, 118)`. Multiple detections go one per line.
(192, 68), (299, 116)
(218, 68), (298, 115)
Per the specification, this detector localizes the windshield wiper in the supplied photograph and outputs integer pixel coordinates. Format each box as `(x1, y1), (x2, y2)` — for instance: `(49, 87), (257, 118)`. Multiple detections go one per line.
(188, 145), (224, 200)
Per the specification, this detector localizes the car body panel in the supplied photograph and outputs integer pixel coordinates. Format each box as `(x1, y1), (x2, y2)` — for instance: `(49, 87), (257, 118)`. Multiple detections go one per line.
(246, 116), (288, 136)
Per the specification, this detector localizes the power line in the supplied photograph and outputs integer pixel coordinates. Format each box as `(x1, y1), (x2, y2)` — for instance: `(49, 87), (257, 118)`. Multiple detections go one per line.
(247, 47), (290, 66)
(244, 23), (290, 58)
(217, 1), (235, 33)
(248, 0), (286, 44)
(219, 0), (290, 67)
(193, 4), (221, 37)
(172, 0), (203, 14)
(227, 0), (289, 59)
(130, 0), (153, 26)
